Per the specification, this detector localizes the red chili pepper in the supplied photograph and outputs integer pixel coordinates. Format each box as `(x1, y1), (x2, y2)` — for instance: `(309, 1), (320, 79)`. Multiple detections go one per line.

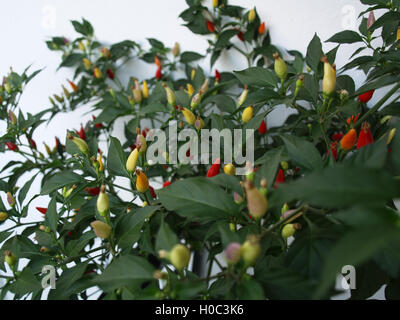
(237, 31), (245, 41)
(149, 186), (156, 199)
(36, 207), (47, 215)
(76, 125), (86, 140)
(28, 138), (37, 150)
(129, 143), (136, 151)
(154, 56), (162, 67)
(332, 132), (344, 141)
(85, 187), (100, 196)
(258, 120), (267, 135)
(163, 181), (172, 188)
(273, 169), (285, 189)
(106, 68), (115, 80)
(92, 115), (103, 129)
(186, 148), (190, 158)
(206, 20), (215, 33)
(357, 122), (374, 149)
(207, 158), (220, 177)
(358, 90), (374, 103)
(346, 113), (360, 125)
(215, 69), (221, 82)
(328, 141), (338, 161)
(258, 22), (266, 35)
(155, 66), (163, 80)
(5, 142), (18, 152)
(67, 231), (73, 237)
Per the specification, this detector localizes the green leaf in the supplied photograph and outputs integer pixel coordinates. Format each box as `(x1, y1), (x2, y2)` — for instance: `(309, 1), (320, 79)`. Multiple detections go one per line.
(207, 94), (236, 113)
(155, 218), (179, 252)
(45, 195), (58, 233)
(306, 33), (324, 73)
(8, 267), (42, 296)
(215, 29), (238, 49)
(180, 51), (204, 63)
(235, 279), (265, 300)
(281, 134), (323, 171)
(326, 30), (363, 44)
(107, 136), (128, 177)
(41, 171), (82, 195)
(59, 53), (84, 69)
(234, 67), (278, 88)
(158, 177), (239, 222)
(18, 174), (37, 205)
(95, 255), (155, 292)
(255, 147), (288, 189)
(241, 88), (280, 108)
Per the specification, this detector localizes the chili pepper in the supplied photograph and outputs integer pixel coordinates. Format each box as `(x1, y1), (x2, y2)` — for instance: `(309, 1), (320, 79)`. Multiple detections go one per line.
(329, 141), (338, 160)
(5, 250), (17, 267)
(225, 242), (241, 265)
(8, 110), (17, 125)
(142, 80), (149, 99)
(0, 212), (8, 221)
(273, 169), (285, 189)
(135, 169), (149, 193)
(82, 58), (91, 70)
(132, 78), (142, 104)
(162, 83), (176, 107)
(388, 128), (396, 145)
(248, 8), (256, 22)
(126, 147), (139, 172)
(62, 85), (70, 99)
(212, 0), (219, 8)
(258, 22), (266, 35)
(90, 221), (111, 239)
(273, 52), (287, 81)
(85, 187), (100, 196)
(77, 125), (86, 140)
(136, 129), (147, 154)
(237, 31), (245, 41)
(224, 163), (236, 176)
(67, 133), (89, 155)
(367, 11), (375, 29)
(241, 235), (261, 266)
(356, 122), (374, 149)
(163, 181), (172, 188)
(207, 157), (220, 177)
(194, 115), (205, 130)
(92, 115), (103, 129)
(149, 186), (156, 198)
(258, 119), (267, 134)
(170, 244), (190, 271)
(191, 68), (196, 81)
(294, 74), (304, 97)
(242, 106), (253, 123)
(233, 192), (243, 204)
(244, 180), (268, 219)
(346, 113), (360, 125)
(96, 185), (109, 217)
(321, 56), (336, 96)
(340, 128), (357, 150)
(172, 42), (180, 57)
(358, 90), (374, 103)
(181, 107), (196, 125)
(106, 68), (115, 80)
(154, 55), (162, 67)
(200, 79), (209, 93)
(190, 91), (203, 109)
(186, 83), (195, 97)
(155, 66), (163, 80)
(93, 67), (102, 79)
(78, 41), (86, 51)
(68, 80), (78, 92)
(5, 142), (18, 152)
(332, 132), (344, 141)
(282, 223), (301, 239)
(206, 20), (215, 33)
(101, 47), (111, 59)
(98, 154), (104, 172)
(36, 207), (47, 215)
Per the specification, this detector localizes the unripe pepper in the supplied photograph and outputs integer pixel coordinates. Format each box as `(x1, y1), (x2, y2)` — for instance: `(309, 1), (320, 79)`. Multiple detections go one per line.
(5, 250), (17, 267)
(206, 20), (215, 33)
(248, 8), (256, 22)
(224, 163), (236, 176)
(162, 83), (176, 107)
(282, 223), (301, 239)
(136, 129), (147, 154)
(36, 207), (47, 215)
(340, 128), (357, 151)
(132, 78), (142, 104)
(358, 90), (374, 103)
(170, 244), (190, 271)
(194, 115), (205, 130)
(233, 192), (243, 204)
(101, 47), (111, 59)
(273, 52), (287, 81)
(4, 82), (12, 94)
(0, 212), (8, 222)
(258, 22), (266, 35)
(7, 192), (15, 207)
(207, 157), (220, 177)
(67, 133), (89, 155)
(388, 128), (396, 145)
(367, 11), (376, 29)
(258, 119), (267, 135)
(225, 242), (242, 265)
(90, 220), (111, 239)
(54, 94), (64, 103)
(241, 235), (261, 266)
(93, 67), (103, 79)
(98, 154), (104, 172)
(242, 106), (253, 124)
(356, 122), (374, 149)
(8, 110), (17, 125)
(181, 107), (196, 126)
(136, 170), (149, 193)
(191, 68), (196, 81)
(97, 185), (109, 217)
(78, 41), (86, 51)
(190, 91), (203, 109)
(62, 85), (70, 99)
(321, 56), (336, 96)
(294, 74), (304, 97)
(172, 42), (180, 57)
(200, 79), (209, 93)
(126, 147), (139, 173)
(212, 0), (218, 8)
(142, 80), (149, 99)
(40, 246), (50, 253)
(238, 85), (248, 107)
(186, 83), (195, 98)
(5, 142), (18, 152)
(244, 180), (268, 219)
(259, 178), (268, 196)
(83, 58), (92, 70)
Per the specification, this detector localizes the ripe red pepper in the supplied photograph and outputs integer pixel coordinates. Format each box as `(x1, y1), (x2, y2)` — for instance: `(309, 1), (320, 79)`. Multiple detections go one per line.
(328, 141), (338, 161)
(163, 181), (172, 188)
(258, 22), (266, 35)
(258, 119), (267, 135)
(28, 138), (37, 150)
(155, 66), (163, 80)
(207, 158), (220, 177)
(273, 169), (285, 189)
(346, 113), (360, 125)
(357, 122), (374, 149)
(206, 20), (215, 33)
(92, 115), (103, 129)
(358, 90), (374, 103)
(149, 186), (157, 198)
(106, 68), (115, 80)
(237, 31), (245, 41)
(36, 207), (47, 215)
(5, 142), (18, 152)
(215, 69), (221, 82)
(85, 187), (100, 196)
(332, 132), (344, 141)
(76, 125), (86, 140)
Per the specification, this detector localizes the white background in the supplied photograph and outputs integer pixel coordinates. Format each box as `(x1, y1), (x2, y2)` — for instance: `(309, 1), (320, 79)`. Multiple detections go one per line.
(0, 0), (387, 299)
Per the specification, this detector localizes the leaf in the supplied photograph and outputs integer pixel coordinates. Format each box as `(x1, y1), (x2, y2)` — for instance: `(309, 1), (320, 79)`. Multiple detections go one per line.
(18, 174), (37, 205)
(59, 53), (84, 69)
(107, 136), (128, 177)
(270, 167), (400, 209)
(235, 279), (265, 300)
(155, 218), (179, 252)
(8, 268), (42, 296)
(95, 255), (155, 292)
(215, 29), (238, 49)
(306, 33), (324, 73)
(180, 51), (204, 63)
(157, 177), (239, 222)
(281, 134), (323, 171)
(241, 88), (280, 108)
(326, 30), (364, 44)
(41, 171), (82, 195)
(369, 11), (400, 32)
(255, 147), (287, 189)
(45, 195), (58, 233)
(346, 138), (388, 169)
(234, 67), (278, 88)
(208, 95), (236, 113)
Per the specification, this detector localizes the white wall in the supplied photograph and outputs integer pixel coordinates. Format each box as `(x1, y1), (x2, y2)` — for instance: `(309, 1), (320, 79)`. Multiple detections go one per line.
(0, 0), (387, 299)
